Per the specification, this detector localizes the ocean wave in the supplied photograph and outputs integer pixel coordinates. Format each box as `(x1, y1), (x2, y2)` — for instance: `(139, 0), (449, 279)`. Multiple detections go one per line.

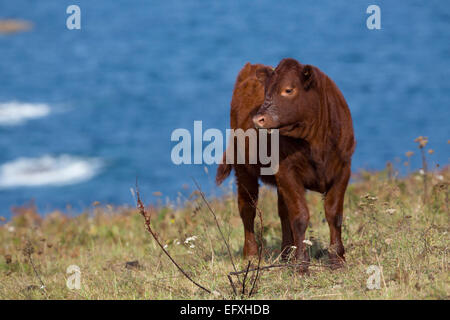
(0, 155), (103, 188)
(0, 101), (51, 126)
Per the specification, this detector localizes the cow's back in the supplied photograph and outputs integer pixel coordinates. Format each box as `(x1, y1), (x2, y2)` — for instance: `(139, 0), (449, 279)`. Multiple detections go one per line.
(230, 63), (268, 131)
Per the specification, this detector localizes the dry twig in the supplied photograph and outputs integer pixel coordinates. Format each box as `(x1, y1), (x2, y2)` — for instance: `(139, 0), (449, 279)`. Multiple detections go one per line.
(192, 178), (241, 285)
(22, 240), (48, 298)
(249, 195), (264, 297)
(135, 182), (211, 295)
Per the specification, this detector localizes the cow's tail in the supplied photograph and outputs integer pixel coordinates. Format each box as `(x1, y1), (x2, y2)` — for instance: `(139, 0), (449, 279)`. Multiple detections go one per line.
(216, 151), (232, 185)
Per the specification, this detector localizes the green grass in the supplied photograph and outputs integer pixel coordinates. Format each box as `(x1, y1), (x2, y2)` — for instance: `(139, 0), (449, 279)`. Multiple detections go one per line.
(0, 167), (448, 300)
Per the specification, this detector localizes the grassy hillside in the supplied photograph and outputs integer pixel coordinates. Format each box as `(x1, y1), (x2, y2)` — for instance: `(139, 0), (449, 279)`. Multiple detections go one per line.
(0, 166), (448, 299)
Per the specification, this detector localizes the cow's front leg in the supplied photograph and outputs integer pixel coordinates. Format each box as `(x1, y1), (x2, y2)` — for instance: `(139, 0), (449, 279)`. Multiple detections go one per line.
(277, 190), (294, 261)
(276, 174), (310, 274)
(236, 168), (259, 259)
(324, 166), (350, 269)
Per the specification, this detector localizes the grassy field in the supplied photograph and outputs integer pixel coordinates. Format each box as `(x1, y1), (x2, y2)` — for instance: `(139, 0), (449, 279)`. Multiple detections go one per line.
(0, 164), (448, 299)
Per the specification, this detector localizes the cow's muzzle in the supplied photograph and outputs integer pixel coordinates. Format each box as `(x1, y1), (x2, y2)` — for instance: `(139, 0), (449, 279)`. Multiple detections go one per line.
(253, 101), (279, 129)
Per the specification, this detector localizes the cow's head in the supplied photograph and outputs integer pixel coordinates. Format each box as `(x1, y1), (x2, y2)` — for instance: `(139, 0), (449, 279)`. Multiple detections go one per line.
(253, 58), (320, 137)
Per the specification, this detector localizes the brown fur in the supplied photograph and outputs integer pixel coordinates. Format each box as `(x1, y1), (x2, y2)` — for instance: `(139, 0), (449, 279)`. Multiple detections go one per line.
(216, 58), (355, 272)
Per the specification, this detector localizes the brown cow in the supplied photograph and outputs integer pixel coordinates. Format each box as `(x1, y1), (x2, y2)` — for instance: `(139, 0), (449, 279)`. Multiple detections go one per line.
(216, 58), (355, 272)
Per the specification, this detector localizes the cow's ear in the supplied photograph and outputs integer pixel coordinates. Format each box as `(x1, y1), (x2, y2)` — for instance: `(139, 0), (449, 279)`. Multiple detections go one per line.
(255, 66), (274, 84)
(301, 65), (315, 90)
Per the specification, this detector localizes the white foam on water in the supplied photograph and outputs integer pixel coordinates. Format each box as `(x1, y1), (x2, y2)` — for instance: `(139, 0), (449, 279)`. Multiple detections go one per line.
(0, 155), (103, 188)
(0, 101), (51, 126)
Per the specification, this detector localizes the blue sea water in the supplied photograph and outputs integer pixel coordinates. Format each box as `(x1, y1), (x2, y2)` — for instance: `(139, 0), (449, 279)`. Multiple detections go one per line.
(0, 0), (449, 218)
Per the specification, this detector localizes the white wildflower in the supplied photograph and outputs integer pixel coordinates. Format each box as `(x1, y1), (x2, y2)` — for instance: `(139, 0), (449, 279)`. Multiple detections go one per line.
(184, 235), (198, 244)
(303, 240), (313, 246)
(7, 226), (15, 233)
(385, 208), (396, 214)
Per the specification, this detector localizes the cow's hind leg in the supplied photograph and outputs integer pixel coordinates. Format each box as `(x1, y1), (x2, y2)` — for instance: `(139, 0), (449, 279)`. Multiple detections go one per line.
(236, 168), (259, 259)
(324, 166), (351, 269)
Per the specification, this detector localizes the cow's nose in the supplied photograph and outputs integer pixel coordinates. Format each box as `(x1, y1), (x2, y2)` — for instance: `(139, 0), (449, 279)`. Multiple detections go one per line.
(253, 114), (266, 128)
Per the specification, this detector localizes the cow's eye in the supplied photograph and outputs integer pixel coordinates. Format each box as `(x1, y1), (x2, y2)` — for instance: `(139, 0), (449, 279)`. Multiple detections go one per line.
(281, 87), (295, 96)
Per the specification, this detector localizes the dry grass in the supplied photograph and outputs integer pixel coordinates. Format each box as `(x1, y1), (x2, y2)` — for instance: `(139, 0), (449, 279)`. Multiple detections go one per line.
(0, 165), (448, 300)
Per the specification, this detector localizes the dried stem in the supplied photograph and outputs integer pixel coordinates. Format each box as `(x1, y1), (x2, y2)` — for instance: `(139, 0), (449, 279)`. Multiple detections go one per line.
(415, 136), (429, 205)
(241, 260), (251, 295)
(420, 147), (428, 204)
(249, 195), (264, 297)
(227, 274), (237, 296)
(229, 261), (327, 276)
(23, 241), (48, 298)
(192, 178), (241, 284)
(135, 183), (211, 295)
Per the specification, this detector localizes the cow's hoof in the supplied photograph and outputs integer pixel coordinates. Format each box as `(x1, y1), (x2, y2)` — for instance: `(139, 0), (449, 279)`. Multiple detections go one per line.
(298, 266), (310, 276)
(297, 261), (310, 275)
(328, 256), (345, 270)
